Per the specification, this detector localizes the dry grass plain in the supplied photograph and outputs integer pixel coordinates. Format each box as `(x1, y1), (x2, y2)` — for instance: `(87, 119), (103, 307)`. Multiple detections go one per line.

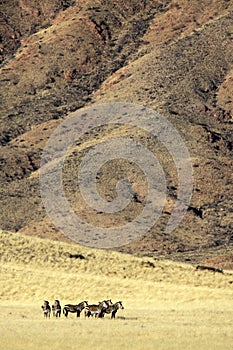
(0, 230), (232, 350)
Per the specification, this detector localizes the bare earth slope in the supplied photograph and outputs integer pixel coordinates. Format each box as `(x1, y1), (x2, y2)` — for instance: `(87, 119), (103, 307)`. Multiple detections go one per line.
(0, 0), (233, 266)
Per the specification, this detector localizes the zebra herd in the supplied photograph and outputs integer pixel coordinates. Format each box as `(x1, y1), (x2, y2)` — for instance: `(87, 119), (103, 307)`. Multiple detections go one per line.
(41, 299), (124, 319)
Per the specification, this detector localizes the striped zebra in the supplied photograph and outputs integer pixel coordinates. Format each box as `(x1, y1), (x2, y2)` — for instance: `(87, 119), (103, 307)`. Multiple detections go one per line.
(85, 299), (113, 318)
(52, 300), (61, 318)
(41, 300), (51, 318)
(99, 301), (124, 319)
(63, 301), (88, 318)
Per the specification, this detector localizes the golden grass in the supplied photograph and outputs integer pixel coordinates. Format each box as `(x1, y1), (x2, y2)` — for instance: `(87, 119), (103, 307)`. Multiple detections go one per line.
(0, 230), (233, 349)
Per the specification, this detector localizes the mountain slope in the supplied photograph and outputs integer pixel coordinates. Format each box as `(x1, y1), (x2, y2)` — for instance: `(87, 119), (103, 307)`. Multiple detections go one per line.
(0, 0), (233, 265)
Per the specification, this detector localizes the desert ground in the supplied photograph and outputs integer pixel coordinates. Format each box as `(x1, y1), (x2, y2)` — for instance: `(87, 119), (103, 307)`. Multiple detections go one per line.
(0, 230), (232, 350)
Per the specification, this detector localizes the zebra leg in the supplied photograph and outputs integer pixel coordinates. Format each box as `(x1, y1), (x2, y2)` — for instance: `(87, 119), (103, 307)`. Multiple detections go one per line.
(111, 310), (117, 319)
(63, 308), (68, 317)
(76, 310), (81, 317)
(85, 310), (91, 318)
(98, 309), (105, 318)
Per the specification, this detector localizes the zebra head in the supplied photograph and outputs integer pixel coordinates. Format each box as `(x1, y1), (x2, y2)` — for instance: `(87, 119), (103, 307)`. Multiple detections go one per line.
(98, 300), (109, 308)
(82, 300), (88, 308)
(117, 301), (124, 309)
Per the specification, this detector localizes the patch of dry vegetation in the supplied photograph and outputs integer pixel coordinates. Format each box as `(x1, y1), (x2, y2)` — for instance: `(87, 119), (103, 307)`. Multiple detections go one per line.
(0, 230), (233, 349)
(1, 229), (233, 301)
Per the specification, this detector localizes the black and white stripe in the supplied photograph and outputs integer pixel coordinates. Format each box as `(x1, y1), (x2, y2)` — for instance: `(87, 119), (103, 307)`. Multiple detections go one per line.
(52, 300), (61, 317)
(63, 300), (88, 318)
(41, 300), (51, 318)
(99, 301), (124, 319)
(85, 299), (113, 318)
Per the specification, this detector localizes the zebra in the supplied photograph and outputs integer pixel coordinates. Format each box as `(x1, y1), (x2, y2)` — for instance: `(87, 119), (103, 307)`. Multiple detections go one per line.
(99, 301), (124, 319)
(52, 300), (61, 318)
(63, 301), (88, 318)
(41, 300), (51, 318)
(85, 299), (113, 318)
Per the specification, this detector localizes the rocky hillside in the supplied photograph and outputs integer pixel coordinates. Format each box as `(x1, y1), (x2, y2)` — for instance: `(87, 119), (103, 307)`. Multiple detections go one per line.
(0, 0), (232, 266)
